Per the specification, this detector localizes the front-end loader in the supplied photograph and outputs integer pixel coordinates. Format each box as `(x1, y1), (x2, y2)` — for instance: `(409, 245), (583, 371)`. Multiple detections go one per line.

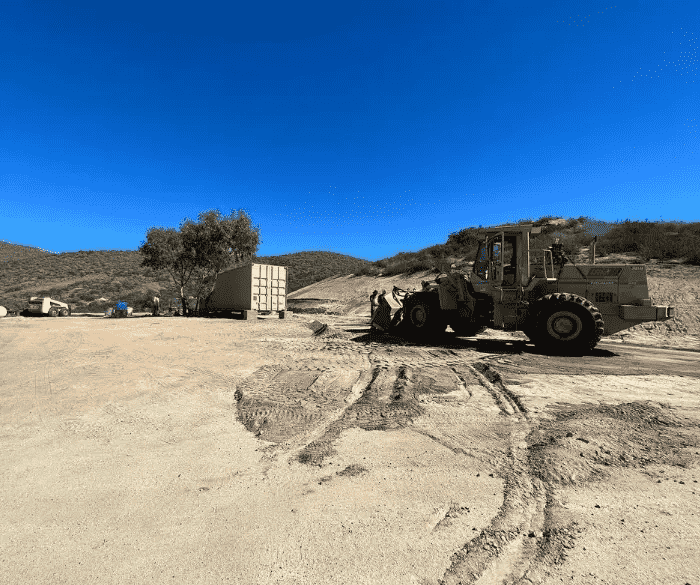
(371, 224), (674, 354)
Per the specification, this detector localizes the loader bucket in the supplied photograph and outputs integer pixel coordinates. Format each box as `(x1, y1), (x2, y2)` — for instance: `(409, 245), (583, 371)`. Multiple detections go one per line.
(370, 291), (403, 332)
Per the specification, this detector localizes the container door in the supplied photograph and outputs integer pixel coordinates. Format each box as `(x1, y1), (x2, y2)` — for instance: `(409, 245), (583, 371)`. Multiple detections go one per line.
(266, 264), (272, 310)
(270, 265), (278, 311)
(250, 265), (260, 310)
(270, 266), (286, 311)
(253, 264), (268, 311)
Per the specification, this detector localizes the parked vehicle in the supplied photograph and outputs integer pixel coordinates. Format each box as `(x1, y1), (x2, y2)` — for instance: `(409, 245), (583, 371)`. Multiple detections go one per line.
(106, 301), (133, 318)
(21, 297), (72, 317)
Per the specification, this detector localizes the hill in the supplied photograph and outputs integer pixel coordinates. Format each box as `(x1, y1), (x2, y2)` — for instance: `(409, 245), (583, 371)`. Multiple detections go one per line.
(255, 251), (371, 293)
(0, 244), (371, 313)
(2, 216), (699, 315)
(361, 217), (700, 277)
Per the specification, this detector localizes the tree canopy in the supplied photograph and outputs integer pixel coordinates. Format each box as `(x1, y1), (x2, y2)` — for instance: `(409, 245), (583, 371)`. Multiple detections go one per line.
(138, 209), (260, 314)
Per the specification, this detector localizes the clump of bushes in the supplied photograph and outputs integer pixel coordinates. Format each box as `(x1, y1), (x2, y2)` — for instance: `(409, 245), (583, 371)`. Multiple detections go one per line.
(595, 220), (700, 263)
(353, 264), (381, 277)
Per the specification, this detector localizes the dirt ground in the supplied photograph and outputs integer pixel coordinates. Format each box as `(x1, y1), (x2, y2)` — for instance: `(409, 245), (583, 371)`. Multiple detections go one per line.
(1, 304), (698, 585)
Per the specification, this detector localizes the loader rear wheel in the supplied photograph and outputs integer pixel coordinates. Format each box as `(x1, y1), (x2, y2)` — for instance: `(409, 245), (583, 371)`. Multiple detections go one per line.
(48, 307), (59, 317)
(530, 293), (604, 354)
(402, 294), (446, 338)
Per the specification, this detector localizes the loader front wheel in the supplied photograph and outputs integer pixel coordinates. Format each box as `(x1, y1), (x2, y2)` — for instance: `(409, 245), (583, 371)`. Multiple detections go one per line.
(59, 308), (69, 317)
(403, 294), (446, 338)
(531, 293), (604, 354)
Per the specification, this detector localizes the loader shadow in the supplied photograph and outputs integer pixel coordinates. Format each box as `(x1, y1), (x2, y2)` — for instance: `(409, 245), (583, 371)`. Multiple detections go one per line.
(348, 330), (618, 358)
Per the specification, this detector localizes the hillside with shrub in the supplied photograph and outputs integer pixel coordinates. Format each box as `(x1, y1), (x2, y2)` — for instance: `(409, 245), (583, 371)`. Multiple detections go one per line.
(2, 217), (699, 314)
(358, 217), (700, 277)
(0, 245), (371, 314)
(255, 251), (371, 293)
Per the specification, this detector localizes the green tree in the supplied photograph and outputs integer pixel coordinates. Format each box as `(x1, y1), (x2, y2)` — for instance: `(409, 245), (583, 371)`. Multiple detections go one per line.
(138, 227), (197, 315)
(139, 209), (261, 316)
(181, 209), (260, 313)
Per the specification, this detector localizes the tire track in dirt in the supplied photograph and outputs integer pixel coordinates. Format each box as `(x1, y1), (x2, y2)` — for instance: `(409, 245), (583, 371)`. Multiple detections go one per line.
(516, 400), (700, 585)
(31, 325), (87, 431)
(439, 360), (700, 585)
(233, 340), (371, 452)
(239, 332), (677, 584)
(232, 342), (435, 464)
(439, 361), (547, 585)
(294, 347), (487, 466)
(279, 341), (553, 584)
(471, 363), (528, 420)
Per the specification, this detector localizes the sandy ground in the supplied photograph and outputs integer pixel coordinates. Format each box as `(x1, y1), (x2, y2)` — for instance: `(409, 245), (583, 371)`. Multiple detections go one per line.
(1, 315), (505, 585)
(1, 308), (699, 585)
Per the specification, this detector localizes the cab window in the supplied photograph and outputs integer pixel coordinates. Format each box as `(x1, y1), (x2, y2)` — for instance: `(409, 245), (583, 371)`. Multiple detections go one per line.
(474, 242), (489, 279)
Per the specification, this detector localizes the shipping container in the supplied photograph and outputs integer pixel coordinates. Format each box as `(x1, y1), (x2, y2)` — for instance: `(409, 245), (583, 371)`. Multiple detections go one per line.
(206, 263), (288, 317)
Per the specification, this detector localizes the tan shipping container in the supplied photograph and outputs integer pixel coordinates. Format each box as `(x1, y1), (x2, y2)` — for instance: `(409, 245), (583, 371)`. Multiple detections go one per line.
(208, 263), (287, 313)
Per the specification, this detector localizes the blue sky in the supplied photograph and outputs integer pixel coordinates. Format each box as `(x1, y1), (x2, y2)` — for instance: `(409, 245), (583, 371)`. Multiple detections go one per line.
(1, 0), (698, 260)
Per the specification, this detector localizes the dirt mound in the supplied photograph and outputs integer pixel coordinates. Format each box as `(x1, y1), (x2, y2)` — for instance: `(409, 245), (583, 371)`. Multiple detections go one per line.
(287, 298), (345, 315)
(625, 263), (700, 337)
(288, 271), (434, 314)
(528, 401), (699, 486)
(335, 463), (368, 477)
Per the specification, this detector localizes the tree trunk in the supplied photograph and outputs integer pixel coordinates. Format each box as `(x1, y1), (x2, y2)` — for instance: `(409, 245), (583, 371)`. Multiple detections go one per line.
(180, 286), (188, 317)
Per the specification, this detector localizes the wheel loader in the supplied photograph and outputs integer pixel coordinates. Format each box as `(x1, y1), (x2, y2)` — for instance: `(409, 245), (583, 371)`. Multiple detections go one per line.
(371, 224), (674, 354)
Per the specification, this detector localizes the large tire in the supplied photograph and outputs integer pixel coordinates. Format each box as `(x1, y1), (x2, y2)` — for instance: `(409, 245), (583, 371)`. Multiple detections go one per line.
(48, 307), (59, 317)
(59, 308), (69, 317)
(529, 293), (604, 354)
(402, 293), (447, 338)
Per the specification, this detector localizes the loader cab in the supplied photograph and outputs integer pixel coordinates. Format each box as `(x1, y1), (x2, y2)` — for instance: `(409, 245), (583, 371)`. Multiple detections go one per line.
(473, 232), (518, 287)
(472, 225), (541, 289)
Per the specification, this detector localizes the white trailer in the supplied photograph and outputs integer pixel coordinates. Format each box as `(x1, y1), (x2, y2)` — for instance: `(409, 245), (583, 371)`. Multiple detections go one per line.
(206, 263), (289, 319)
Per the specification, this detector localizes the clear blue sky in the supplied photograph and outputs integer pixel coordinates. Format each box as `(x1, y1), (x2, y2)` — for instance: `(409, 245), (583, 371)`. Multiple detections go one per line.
(1, 1), (698, 261)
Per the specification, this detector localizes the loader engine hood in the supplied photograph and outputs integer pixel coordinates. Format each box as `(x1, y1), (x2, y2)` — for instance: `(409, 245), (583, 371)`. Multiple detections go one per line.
(555, 264), (650, 306)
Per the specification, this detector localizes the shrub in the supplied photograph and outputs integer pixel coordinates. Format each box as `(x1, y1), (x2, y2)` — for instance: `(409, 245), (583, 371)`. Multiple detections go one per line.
(75, 290), (94, 301)
(595, 220), (700, 261)
(684, 252), (700, 266)
(353, 264), (380, 277)
(445, 226), (481, 256)
(433, 258), (455, 274)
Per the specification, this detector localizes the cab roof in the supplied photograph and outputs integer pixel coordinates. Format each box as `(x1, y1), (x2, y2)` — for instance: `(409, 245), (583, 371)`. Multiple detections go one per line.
(476, 225), (542, 237)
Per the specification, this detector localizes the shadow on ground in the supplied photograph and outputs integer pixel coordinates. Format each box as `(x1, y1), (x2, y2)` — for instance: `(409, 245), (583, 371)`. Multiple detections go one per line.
(347, 329), (618, 358)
